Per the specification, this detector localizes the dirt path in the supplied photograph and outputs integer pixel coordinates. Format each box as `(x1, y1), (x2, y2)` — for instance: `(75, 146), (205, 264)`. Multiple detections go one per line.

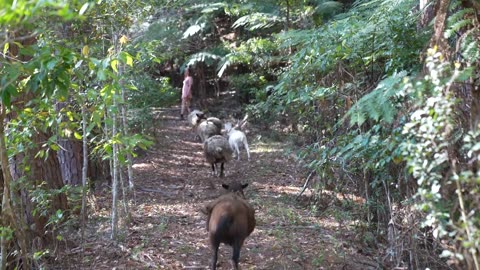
(54, 104), (377, 269)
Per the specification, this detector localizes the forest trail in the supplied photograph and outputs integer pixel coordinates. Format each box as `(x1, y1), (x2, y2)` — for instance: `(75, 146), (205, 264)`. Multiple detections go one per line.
(55, 101), (377, 270)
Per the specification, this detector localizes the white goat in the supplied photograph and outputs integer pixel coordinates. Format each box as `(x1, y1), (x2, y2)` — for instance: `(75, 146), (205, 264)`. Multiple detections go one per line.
(187, 110), (205, 141)
(187, 110), (204, 127)
(224, 116), (250, 161)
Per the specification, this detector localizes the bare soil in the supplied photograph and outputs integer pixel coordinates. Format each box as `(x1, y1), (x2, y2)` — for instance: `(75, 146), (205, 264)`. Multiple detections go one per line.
(51, 100), (378, 269)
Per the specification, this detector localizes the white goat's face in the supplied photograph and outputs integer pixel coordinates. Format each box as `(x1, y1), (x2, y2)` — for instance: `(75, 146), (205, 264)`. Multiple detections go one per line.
(224, 122), (233, 133)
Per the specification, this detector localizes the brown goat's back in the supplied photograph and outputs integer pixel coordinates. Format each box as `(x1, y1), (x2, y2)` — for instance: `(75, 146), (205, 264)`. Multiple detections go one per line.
(208, 194), (255, 244)
(205, 184), (255, 270)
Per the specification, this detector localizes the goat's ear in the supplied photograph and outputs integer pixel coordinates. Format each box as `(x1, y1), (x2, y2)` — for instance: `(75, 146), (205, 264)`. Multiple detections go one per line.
(222, 184), (229, 190)
(241, 183), (248, 189)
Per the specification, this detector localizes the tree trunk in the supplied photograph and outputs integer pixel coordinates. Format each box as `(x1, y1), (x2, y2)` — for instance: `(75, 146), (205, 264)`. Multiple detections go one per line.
(120, 65), (135, 191)
(0, 168), (3, 201)
(110, 33), (120, 240)
(81, 95), (88, 249)
(56, 102), (83, 186)
(0, 106), (30, 270)
(418, 0), (436, 30)
(9, 129), (68, 243)
(285, 0), (290, 31)
(430, 0), (451, 58)
(197, 63), (207, 108)
(111, 101), (119, 240)
(57, 138), (83, 186)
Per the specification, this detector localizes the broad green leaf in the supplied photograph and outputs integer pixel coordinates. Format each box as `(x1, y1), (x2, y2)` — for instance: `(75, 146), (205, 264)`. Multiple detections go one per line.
(1, 85), (13, 107)
(119, 52), (133, 67)
(111, 59), (119, 73)
(3, 42), (9, 54)
(74, 132), (82, 140)
(66, 111), (74, 121)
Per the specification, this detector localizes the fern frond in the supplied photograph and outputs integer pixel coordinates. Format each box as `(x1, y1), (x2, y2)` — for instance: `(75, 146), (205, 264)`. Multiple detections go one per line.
(445, 8), (474, 38)
(233, 12), (284, 31)
(182, 24), (203, 39)
(275, 29), (317, 48)
(461, 36), (480, 62)
(217, 57), (231, 78)
(216, 51), (252, 77)
(345, 71), (407, 127)
(186, 52), (221, 67)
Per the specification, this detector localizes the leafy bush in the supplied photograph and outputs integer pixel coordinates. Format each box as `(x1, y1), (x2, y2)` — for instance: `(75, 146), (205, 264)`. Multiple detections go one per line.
(128, 75), (178, 135)
(229, 73), (268, 104)
(401, 48), (479, 268)
(128, 75), (178, 109)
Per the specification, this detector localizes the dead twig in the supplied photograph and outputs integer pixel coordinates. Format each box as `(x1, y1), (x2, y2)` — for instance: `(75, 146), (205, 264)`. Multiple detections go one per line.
(296, 170), (316, 200)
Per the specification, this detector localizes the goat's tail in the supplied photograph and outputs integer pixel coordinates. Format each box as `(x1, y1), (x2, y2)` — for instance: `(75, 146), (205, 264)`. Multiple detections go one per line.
(213, 214), (234, 242)
(214, 146), (224, 155)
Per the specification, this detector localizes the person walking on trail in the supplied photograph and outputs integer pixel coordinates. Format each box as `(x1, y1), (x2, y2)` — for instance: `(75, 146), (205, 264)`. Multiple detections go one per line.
(181, 67), (193, 120)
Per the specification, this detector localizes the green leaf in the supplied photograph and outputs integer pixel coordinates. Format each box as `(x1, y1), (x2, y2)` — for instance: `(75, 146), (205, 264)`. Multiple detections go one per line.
(74, 132), (82, 140)
(97, 69), (106, 81)
(3, 42), (9, 54)
(119, 52), (133, 67)
(1, 85), (16, 108)
(66, 111), (74, 121)
(111, 59), (118, 73)
(46, 59), (58, 70)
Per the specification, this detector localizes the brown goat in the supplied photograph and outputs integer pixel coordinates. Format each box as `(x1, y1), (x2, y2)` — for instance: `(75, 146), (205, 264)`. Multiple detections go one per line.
(203, 182), (256, 270)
